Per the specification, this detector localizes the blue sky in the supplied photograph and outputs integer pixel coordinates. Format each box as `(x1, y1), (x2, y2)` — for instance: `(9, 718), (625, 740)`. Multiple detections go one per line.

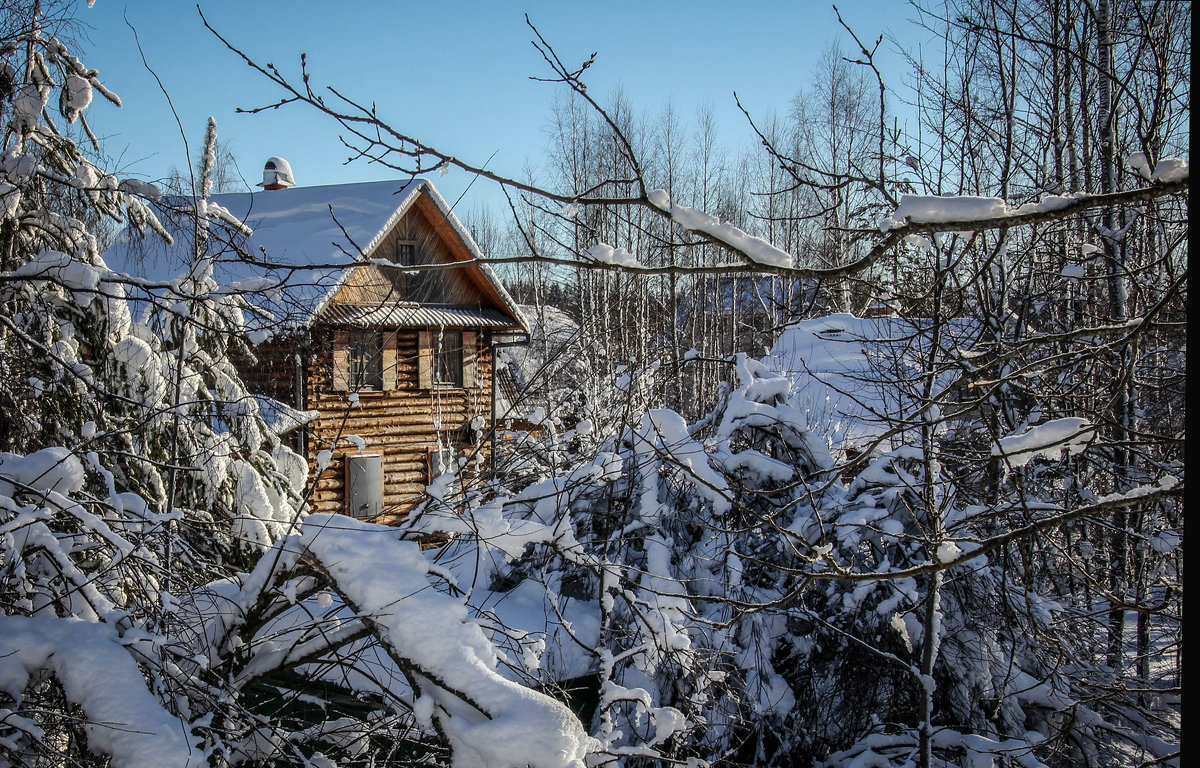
(78, 1), (929, 212)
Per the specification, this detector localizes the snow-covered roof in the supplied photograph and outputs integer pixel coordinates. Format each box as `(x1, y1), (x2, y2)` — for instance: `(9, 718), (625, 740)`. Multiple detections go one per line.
(767, 313), (970, 452)
(103, 178), (525, 332)
(494, 304), (581, 422)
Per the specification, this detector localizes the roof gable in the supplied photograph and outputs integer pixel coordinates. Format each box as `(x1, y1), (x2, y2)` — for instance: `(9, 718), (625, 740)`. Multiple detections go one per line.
(103, 179), (525, 332)
(324, 191), (489, 313)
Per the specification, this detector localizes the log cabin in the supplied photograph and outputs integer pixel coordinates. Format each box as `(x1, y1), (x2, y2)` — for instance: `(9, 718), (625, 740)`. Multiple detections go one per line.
(105, 162), (527, 519)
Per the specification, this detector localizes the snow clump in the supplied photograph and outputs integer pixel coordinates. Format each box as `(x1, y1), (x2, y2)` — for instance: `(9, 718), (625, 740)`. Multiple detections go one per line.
(992, 417), (1095, 467)
(0, 447), (86, 496)
(646, 188), (794, 269)
(587, 242), (641, 267)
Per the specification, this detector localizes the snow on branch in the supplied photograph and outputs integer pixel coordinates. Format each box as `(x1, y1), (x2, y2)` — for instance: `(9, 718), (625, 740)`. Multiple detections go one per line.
(299, 515), (595, 768)
(1126, 152), (1189, 183)
(806, 477), (1182, 583)
(647, 188), (794, 269)
(586, 242), (642, 267)
(0, 615), (203, 768)
(991, 417), (1096, 468)
(199, 199), (254, 237)
(880, 170), (1189, 233)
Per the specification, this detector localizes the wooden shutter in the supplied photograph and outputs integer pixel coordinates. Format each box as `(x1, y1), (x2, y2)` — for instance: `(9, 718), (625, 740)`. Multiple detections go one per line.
(462, 331), (477, 388)
(417, 330), (432, 389)
(382, 333), (397, 390)
(331, 330), (350, 391)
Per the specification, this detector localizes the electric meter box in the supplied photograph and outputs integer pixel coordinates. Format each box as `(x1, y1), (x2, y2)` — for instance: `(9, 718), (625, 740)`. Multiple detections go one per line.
(346, 453), (383, 519)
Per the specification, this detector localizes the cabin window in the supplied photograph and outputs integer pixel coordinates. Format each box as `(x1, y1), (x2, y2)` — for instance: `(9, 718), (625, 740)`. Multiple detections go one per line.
(434, 330), (464, 387)
(396, 241), (416, 266)
(417, 329), (476, 389)
(333, 330), (396, 392)
(348, 331), (383, 390)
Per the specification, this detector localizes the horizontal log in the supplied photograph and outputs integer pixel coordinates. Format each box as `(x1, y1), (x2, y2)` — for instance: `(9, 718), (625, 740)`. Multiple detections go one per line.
(305, 446), (488, 469)
(312, 468), (482, 493)
(307, 402), (491, 419)
(309, 488), (427, 511)
(310, 426), (484, 444)
(308, 400), (488, 417)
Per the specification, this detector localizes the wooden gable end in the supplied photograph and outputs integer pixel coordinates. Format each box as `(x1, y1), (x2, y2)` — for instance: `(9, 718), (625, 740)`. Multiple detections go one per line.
(326, 190), (508, 312)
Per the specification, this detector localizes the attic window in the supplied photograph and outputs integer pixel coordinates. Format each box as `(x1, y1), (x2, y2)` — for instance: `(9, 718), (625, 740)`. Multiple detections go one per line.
(396, 241), (416, 266)
(348, 331), (383, 390)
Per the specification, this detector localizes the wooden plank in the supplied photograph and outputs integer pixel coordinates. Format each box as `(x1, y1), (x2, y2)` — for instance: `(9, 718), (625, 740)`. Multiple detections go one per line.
(331, 330), (349, 391)
(417, 330), (432, 388)
(309, 405), (483, 426)
(462, 331), (477, 388)
(382, 333), (397, 390)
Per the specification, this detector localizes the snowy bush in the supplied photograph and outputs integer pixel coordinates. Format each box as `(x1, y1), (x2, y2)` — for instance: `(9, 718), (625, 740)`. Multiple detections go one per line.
(402, 316), (1181, 767)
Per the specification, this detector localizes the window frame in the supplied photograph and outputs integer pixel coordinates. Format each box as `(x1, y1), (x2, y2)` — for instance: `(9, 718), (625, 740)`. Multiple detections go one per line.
(432, 329), (464, 387)
(417, 329), (477, 390)
(395, 240), (417, 267)
(347, 330), (384, 391)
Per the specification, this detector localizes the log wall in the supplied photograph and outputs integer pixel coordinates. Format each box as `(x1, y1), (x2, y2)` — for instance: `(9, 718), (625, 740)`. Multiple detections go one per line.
(237, 333), (304, 407)
(301, 327), (494, 517)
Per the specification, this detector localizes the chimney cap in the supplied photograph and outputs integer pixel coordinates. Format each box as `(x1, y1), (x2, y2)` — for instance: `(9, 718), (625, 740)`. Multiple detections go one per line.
(259, 156), (296, 189)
